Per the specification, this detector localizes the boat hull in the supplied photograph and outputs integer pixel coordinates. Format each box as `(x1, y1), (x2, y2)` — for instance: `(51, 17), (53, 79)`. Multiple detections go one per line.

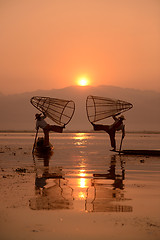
(34, 137), (54, 154)
(114, 149), (160, 156)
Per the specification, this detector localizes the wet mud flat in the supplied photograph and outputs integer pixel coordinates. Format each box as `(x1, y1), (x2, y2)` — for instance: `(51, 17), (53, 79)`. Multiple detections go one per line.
(0, 132), (160, 240)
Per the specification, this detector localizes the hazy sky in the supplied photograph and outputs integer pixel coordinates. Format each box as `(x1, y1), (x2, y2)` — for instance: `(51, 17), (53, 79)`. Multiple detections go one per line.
(0, 0), (160, 94)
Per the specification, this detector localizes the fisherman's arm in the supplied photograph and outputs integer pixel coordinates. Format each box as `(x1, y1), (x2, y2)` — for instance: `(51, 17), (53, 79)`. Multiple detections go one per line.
(112, 112), (122, 121)
(42, 112), (46, 119)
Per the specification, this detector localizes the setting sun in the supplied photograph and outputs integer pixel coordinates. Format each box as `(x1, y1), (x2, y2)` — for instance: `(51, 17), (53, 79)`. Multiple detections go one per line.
(77, 77), (89, 86)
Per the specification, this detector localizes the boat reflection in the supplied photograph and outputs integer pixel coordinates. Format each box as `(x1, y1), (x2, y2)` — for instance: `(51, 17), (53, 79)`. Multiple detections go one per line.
(85, 155), (132, 212)
(29, 152), (74, 210)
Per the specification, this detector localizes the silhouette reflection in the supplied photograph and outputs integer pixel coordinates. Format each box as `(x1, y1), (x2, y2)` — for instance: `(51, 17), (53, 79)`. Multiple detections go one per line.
(30, 152), (132, 212)
(85, 155), (132, 212)
(29, 152), (74, 210)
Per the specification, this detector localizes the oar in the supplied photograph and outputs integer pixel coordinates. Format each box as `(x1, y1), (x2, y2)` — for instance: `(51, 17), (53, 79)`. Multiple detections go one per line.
(119, 134), (124, 152)
(119, 125), (125, 153)
(32, 128), (39, 154)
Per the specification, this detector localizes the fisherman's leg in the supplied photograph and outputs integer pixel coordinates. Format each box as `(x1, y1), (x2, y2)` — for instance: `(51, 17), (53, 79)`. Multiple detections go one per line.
(92, 123), (110, 132)
(109, 131), (116, 150)
(49, 125), (64, 133)
(43, 129), (49, 146)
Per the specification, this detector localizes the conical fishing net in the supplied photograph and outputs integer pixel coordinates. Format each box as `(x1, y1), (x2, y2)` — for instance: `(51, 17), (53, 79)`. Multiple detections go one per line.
(86, 95), (133, 123)
(30, 96), (75, 125)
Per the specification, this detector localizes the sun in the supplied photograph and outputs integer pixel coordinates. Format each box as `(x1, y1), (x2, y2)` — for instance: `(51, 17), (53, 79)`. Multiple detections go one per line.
(77, 77), (89, 86)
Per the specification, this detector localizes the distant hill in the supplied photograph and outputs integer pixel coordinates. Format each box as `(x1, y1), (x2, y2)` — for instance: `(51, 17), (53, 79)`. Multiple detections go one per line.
(0, 85), (160, 131)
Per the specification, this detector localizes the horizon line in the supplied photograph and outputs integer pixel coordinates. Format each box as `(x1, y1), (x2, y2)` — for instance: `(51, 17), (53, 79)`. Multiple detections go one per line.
(0, 130), (160, 134)
(1, 84), (160, 96)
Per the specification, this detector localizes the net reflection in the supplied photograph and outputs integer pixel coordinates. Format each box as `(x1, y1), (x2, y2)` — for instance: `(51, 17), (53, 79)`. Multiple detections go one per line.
(29, 152), (74, 210)
(30, 152), (132, 213)
(85, 155), (132, 213)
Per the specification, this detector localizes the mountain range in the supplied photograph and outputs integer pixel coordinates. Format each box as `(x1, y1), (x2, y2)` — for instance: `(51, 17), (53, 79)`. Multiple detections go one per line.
(0, 85), (160, 132)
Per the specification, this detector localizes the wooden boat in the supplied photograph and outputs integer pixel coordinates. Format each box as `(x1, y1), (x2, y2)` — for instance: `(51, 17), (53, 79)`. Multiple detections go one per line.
(35, 137), (54, 154)
(113, 149), (160, 156)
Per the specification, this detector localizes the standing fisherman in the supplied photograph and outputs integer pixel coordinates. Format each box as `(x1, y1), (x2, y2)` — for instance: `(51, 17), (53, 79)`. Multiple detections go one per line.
(35, 112), (65, 147)
(92, 114), (125, 151)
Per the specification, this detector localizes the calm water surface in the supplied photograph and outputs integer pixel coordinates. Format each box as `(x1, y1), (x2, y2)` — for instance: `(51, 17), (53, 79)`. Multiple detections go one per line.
(0, 132), (160, 239)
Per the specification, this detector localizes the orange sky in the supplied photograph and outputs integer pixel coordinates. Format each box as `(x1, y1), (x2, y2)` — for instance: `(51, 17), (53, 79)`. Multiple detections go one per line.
(0, 0), (160, 94)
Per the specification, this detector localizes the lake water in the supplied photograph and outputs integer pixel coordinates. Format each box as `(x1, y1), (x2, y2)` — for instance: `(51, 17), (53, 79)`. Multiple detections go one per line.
(0, 132), (160, 240)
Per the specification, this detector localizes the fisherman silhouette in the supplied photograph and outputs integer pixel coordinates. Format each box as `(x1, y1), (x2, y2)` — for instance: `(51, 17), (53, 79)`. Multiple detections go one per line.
(91, 114), (125, 151)
(35, 112), (65, 147)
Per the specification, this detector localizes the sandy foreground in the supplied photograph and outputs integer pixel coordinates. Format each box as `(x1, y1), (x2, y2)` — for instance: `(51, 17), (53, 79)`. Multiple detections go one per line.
(0, 132), (160, 240)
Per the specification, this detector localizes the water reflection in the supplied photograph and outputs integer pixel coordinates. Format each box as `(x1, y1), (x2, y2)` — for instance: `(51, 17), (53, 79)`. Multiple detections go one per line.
(30, 152), (132, 212)
(85, 155), (132, 212)
(76, 170), (90, 201)
(93, 155), (125, 190)
(30, 152), (74, 210)
(73, 133), (88, 146)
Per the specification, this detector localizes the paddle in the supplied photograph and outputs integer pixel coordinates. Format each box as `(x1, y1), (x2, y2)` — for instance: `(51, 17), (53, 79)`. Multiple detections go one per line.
(119, 136), (123, 151)
(119, 132), (125, 153)
(32, 128), (39, 154)
(119, 123), (125, 152)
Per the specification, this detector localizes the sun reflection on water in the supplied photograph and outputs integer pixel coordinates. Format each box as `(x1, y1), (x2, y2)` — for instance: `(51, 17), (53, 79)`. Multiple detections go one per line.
(73, 133), (87, 141)
(78, 191), (87, 200)
(78, 178), (88, 199)
(73, 133), (88, 146)
(77, 169), (90, 200)
(79, 177), (86, 188)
